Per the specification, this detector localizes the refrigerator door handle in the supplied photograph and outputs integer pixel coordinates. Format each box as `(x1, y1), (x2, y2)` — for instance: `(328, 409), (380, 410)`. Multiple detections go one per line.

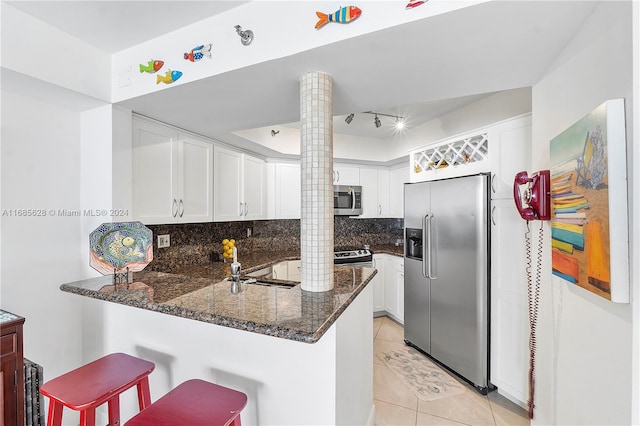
(426, 215), (436, 279)
(422, 214), (429, 279)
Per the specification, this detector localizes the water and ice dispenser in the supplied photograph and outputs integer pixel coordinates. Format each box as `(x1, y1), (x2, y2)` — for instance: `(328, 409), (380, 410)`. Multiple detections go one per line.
(405, 228), (423, 260)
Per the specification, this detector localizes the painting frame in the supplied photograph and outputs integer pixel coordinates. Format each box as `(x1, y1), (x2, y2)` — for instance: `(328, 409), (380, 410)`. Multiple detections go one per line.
(549, 99), (629, 303)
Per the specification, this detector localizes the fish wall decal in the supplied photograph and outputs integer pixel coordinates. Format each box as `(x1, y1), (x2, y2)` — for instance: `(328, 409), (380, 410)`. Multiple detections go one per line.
(156, 70), (183, 85)
(406, 0), (428, 9)
(139, 60), (164, 74)
(315, 6), (362, 29)
(184, 44), (213, 62)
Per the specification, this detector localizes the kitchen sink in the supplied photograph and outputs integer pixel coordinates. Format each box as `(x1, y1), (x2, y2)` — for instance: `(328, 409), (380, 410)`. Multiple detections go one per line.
(245, 260), (301, 283)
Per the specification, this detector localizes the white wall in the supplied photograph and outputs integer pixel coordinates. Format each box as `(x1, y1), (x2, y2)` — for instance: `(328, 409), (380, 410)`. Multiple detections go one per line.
(392, 87), (532, 160)
(531, 2), (634, 425)
(1, 8), (115, 421)
(0, 91), (85, 382)
(1, 3), (110, 101)
(632, 3), (640, 422)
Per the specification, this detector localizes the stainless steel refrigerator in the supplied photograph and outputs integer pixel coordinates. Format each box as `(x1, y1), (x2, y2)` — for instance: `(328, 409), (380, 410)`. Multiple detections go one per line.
(404, 173), (491, 393)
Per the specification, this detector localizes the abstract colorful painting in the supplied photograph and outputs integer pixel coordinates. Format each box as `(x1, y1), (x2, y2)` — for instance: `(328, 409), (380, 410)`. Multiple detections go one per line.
(549, 99), (629, 302)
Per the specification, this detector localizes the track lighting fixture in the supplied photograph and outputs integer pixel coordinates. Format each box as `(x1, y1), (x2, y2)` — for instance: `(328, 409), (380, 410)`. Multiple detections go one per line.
(271, 129), (279, 136)
(363, 111), (406, 130)
(345, 113), (355, 124)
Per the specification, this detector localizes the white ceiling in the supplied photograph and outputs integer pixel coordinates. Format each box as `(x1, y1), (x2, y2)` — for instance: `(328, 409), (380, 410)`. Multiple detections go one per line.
(6, 1), (248, 53)
(5, 1), (599, 157)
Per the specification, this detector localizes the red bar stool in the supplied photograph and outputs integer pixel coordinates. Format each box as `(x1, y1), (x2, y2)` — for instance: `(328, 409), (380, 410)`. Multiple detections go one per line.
(124, 379), (248, 426)
(40, 352), (155, 426)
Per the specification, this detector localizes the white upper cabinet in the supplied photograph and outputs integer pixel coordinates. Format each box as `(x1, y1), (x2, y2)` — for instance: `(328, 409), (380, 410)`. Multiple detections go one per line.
(132, 117), (213, 224)
(408, 114), (531, 192)
(274, 162), (301, 219)
(359, 167), (390, 218)
(242, 154), (267, 220)
(389, 166), (409, 218)
(179, 138), (214, 222)
(333, 164), (360, 185)
(213, 145), (266, 221)
(487, 114), (532, 199)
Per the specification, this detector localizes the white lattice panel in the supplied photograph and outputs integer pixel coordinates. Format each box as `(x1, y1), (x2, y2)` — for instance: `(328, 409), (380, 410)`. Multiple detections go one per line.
(412, 133), (489, 174)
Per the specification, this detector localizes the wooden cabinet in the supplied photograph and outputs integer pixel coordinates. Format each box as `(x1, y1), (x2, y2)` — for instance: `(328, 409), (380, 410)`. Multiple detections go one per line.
(132, 117), (213, 224)
(213, 146), (266, 221)
(1, 311), (25, 426)
(359, 168), (389, 218)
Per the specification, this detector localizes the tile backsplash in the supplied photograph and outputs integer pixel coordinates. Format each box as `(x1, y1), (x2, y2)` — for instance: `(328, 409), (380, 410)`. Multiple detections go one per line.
(147, 217), (403, 271)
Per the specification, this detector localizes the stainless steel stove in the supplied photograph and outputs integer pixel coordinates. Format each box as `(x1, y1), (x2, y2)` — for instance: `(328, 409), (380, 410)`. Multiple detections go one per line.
(333, 248), (372, 265)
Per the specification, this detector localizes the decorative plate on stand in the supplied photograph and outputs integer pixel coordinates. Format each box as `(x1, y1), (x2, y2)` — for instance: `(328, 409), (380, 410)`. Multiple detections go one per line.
(89, 222), (153, 275)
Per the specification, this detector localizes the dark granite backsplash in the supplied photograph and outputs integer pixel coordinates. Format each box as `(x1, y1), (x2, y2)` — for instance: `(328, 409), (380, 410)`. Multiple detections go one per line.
(148, 217), (403, 271)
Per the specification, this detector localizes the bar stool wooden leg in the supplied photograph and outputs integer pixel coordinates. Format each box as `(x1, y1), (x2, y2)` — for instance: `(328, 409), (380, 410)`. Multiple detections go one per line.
(135, 376), (152, 410)
(47, 402), (64, 426)
(107, 395), (120, 426)
(79, 407), (96, 426)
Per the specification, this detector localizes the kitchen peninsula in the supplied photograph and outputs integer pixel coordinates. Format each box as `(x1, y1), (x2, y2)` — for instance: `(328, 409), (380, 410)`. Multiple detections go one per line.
(60, 252), (377, 425)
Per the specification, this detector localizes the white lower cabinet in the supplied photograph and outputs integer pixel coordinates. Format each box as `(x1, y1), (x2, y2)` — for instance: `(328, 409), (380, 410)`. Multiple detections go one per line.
(490, 199), (529, 406)
(372, 256), (385, 313)
(372, 254), (404, 324)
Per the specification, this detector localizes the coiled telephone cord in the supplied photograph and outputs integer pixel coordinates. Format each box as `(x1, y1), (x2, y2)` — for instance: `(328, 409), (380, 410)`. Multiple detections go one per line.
(526, 221), (543, 419)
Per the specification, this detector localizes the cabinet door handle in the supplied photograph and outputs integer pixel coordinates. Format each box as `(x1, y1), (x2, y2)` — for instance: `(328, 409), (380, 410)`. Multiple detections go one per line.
(336, 170), (340, 182)
(491, 173), (496, 194)
(244, 202), (248, 216)
(239, 202), (244, 217)
(179, 199), (184, 217)
(172, 199), (178, 217)
(378, 204), (382, 216)
(491, 205), (496, 226)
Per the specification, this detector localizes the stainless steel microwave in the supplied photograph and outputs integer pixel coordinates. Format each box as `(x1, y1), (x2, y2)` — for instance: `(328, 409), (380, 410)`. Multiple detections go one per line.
(334, 185), (362, 216)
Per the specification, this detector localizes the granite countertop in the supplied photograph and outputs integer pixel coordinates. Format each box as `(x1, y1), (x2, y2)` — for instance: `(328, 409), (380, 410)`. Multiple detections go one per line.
(60, 250), (384, 343)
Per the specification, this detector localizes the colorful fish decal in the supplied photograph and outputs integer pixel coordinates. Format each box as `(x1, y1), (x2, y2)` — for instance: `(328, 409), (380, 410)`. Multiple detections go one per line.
(156, 70), (183, 85)
(139, 60), (164, 74)
(406, 0), (428, 9)
(184, 43), (213, 62)
(315, 6), (361, 29)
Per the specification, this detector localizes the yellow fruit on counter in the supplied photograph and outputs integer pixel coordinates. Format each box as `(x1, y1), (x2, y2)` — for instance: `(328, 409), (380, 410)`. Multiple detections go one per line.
(229, 239), (235, 245)
(222, 239), (229, 245)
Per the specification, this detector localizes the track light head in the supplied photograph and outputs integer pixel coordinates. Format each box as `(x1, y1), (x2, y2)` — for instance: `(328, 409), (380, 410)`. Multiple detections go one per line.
(374, 115), (382, 128)
(345, 113), (355, 124)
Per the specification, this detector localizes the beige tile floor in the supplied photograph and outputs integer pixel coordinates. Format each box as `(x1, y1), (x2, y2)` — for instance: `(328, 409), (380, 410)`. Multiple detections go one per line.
(373, 316), (530, 426)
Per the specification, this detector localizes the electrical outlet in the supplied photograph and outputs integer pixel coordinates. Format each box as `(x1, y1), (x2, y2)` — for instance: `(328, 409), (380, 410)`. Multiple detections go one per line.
(118, 67), (131, 87)
(247, 227), (252, 237)
(158, 234), (170, 248)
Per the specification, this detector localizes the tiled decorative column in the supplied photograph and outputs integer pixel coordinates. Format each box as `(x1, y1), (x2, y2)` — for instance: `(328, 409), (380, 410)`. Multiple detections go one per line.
(300, 71), (334, 292)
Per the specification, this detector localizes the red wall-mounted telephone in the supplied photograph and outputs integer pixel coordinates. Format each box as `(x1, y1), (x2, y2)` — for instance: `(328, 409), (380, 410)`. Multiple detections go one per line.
(513, 170), (551, 221)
